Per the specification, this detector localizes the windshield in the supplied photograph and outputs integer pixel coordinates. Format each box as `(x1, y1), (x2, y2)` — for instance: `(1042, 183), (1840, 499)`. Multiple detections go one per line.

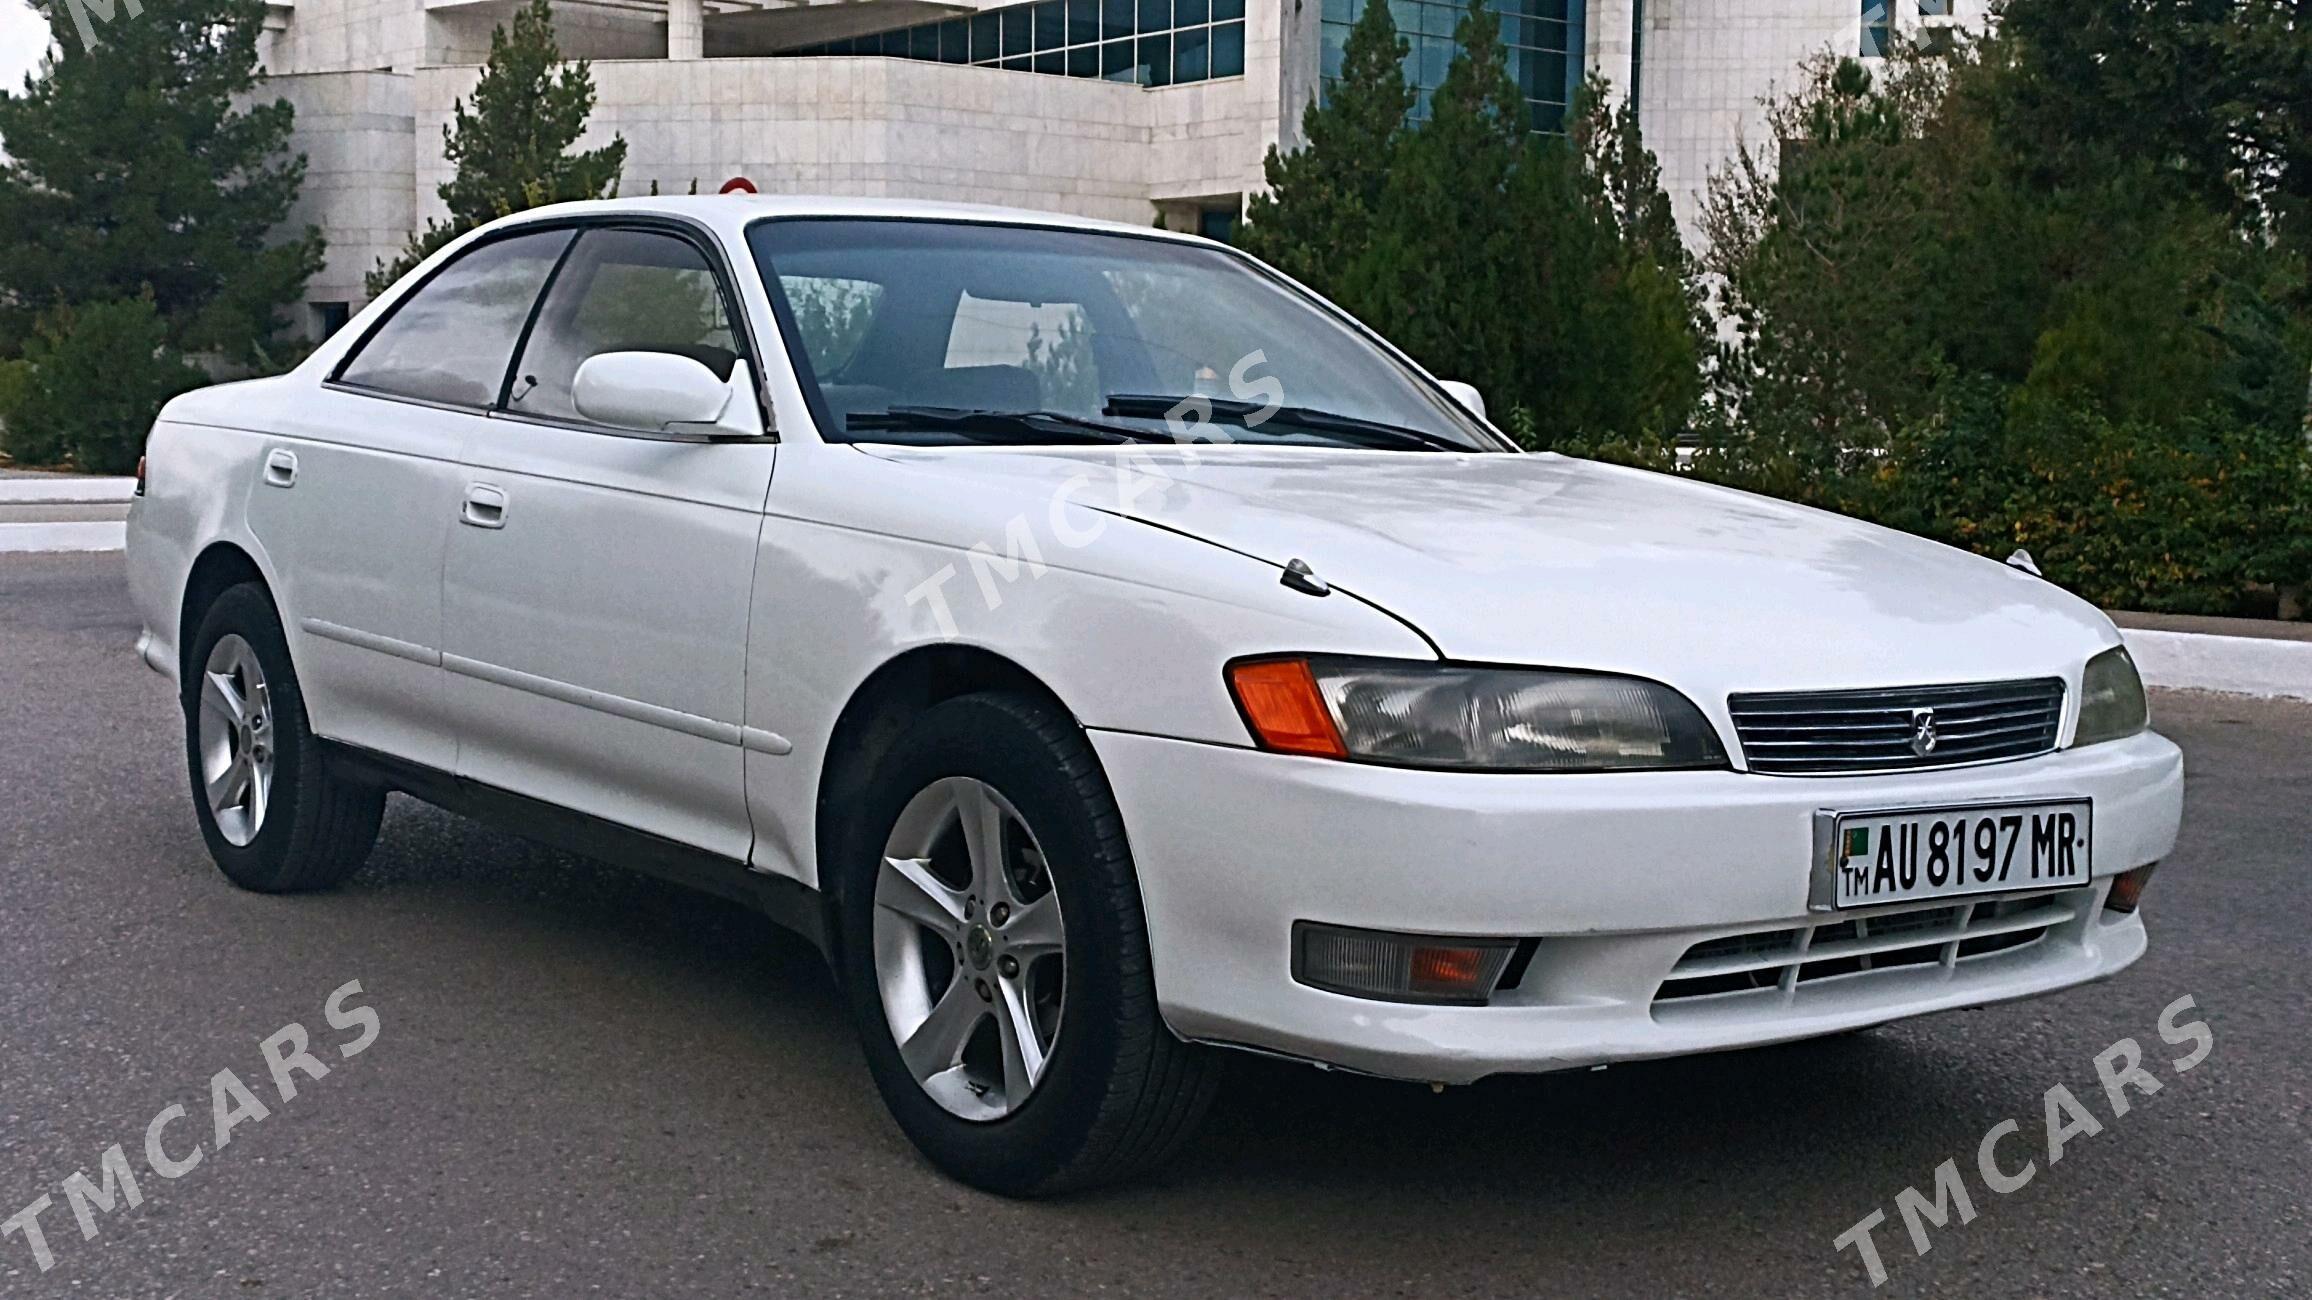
(746, 218), (1504, 453)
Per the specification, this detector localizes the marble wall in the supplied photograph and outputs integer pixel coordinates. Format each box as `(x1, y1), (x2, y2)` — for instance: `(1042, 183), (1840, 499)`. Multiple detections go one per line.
(264, 0), (1991, 330)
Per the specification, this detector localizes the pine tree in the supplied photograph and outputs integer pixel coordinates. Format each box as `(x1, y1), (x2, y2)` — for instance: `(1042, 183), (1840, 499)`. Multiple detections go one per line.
(0, 0), (323, 365)
(1569, 74), (1689, 286)
(1220, 0), (1708, 451)
(4, 296), (207, 473)
(1347, 0), (1529, 404)
(367, 0), (626, 296)
(1540, 76), (1704, 445)
(1234, 0), (1413, 297)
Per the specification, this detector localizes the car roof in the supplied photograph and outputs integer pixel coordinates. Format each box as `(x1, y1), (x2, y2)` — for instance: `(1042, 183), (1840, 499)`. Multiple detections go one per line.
(489, 194), (1212, 247)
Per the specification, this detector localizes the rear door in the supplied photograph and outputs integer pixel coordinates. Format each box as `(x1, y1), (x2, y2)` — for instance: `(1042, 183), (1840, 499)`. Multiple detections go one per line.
(440, 223), (776, 860)
(246, 227), (574, 769)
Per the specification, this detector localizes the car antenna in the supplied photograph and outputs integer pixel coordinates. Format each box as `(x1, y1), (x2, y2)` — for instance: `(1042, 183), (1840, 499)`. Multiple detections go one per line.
(1280, 558), (1330, 597)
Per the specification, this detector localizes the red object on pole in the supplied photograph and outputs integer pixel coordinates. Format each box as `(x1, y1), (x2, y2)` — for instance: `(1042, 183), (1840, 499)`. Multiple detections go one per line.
(719, 177), (758, 194)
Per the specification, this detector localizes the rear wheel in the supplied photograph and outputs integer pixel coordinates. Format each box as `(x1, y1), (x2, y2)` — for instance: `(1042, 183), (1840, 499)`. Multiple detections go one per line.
(838, 692), (1219, 1195)
(183, 583), (384, 892)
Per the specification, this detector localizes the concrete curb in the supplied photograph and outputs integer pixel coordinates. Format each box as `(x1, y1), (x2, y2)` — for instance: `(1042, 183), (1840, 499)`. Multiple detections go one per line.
(2121, 628), (2312, 704)
(0, 477), (137, 505)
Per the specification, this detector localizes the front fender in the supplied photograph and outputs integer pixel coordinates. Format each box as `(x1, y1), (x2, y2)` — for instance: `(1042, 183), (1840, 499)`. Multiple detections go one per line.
(739, 442), (1434, 885)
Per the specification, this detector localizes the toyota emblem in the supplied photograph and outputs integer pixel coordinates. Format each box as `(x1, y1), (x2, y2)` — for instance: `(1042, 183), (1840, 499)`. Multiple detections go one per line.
(1909, 707), (1939, 757)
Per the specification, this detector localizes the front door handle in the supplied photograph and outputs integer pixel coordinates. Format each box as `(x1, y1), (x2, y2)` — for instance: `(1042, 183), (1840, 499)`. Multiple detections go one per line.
(460, 483), (508, 529)
(263, 448), (298, 488)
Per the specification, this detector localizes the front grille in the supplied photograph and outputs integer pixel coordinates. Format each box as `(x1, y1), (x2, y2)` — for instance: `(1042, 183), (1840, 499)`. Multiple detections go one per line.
(1728, 677), (2065, 775)
(1652, 889), (2088, 1009)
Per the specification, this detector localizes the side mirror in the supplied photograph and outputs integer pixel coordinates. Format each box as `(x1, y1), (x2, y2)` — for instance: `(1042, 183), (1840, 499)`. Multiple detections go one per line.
(573, 350), (744, 434)
(1438, 380), (1487, 421)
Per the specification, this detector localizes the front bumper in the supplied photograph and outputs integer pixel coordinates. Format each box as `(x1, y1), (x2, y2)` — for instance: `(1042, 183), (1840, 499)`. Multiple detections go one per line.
(1090, 728), (2183, 1084)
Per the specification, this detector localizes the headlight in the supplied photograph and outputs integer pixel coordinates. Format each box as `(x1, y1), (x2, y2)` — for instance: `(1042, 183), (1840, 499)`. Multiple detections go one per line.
(2074, 645), (2148, 746)
(1226, 655), (1728, 772)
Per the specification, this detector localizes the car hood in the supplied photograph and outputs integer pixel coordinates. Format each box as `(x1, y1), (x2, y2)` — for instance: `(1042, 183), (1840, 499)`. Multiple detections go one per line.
(860, 445), (2120, 697)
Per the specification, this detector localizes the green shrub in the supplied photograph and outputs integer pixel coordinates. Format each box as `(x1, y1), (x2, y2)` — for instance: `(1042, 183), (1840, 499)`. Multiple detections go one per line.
(1667, 378), (2312, 617)
(0, 297), (207, 474)
(0, 357), (30, 462)
(1569, 364), (2310, 615)
(1908, 396), (2312, 615)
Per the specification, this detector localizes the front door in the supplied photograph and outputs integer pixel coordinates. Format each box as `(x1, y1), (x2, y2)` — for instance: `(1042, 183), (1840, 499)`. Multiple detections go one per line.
(440, 225), (775, 860)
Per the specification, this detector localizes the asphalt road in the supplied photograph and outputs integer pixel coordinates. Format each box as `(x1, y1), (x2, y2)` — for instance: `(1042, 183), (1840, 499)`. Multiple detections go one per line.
(2, 552), (2305, 1299)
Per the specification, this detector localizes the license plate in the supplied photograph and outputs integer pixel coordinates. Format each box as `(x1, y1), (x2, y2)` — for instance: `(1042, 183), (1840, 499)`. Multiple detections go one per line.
(1814, 800), (2092, 910)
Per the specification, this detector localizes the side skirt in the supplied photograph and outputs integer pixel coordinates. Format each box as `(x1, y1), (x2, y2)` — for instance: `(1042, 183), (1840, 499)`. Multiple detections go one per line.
(322, 741), (831, 957)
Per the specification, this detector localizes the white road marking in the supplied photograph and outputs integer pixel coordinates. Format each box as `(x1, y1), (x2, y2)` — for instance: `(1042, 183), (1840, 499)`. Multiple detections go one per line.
(0, 477), (138, 505)
(0, 522), (127, 553)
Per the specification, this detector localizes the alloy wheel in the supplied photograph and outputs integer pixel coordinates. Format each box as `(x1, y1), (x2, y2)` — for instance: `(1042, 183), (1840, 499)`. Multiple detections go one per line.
(873, 776), (1066, 1121)
(196, 633), (276, 847)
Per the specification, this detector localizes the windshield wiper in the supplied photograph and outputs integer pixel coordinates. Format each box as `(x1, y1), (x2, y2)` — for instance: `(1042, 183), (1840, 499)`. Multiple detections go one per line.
(1102, 394), (1472, 453)
(845, 405), (1173, 444)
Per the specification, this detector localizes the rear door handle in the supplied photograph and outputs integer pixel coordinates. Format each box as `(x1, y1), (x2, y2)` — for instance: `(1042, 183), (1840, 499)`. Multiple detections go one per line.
(263, 448), (298, 488)
(461, 483), (507, 529)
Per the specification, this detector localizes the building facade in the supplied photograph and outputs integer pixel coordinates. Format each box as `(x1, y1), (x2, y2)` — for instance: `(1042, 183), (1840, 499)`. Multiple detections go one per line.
(260, 0), (1984, 337)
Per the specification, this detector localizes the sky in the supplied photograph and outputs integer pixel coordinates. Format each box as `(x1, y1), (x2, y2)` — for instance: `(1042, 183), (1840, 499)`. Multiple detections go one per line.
(3, 1), (50, 96)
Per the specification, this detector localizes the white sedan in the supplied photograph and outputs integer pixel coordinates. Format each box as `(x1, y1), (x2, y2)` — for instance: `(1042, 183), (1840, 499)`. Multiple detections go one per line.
(126, 196), (2183, 1194)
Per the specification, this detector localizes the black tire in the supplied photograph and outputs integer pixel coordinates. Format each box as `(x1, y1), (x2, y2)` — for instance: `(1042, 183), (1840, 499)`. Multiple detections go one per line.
(182, 582), (384, 892)
(836, 691), (1220, 1195)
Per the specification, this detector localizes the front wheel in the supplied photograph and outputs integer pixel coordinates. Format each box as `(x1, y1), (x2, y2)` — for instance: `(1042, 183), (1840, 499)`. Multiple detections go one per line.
(837, 692), (1219, 1195)
(183, 582), (384, 892)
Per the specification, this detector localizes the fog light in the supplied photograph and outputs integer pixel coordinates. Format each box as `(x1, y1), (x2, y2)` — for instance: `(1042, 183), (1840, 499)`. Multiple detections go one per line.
(1292, 922), (1517, 1005)
(2105, 863), (2158, 914)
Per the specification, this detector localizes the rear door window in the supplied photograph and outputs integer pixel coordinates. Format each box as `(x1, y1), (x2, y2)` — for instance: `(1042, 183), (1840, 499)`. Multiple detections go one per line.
(336, 229), (573, 407)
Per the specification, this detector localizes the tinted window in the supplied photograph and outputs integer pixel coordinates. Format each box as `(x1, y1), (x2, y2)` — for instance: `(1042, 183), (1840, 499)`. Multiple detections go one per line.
(338, 229), (572, 407)
(779, 274), (884, 377)
(749, 218), (1496, 451)
(945, 292), (1098, 412)
(505, 228), (741, 425)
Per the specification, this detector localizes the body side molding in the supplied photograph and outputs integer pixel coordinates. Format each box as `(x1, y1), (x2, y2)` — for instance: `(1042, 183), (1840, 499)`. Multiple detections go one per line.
(442, 652), (744, 746)
(300, 617), (443, 667)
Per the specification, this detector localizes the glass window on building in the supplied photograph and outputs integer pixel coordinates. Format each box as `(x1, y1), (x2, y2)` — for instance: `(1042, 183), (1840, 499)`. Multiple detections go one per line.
(781, 0), (1246, 87)
(1860, 0), (1892, 56)
(311, 301), (351, 341)
(1319, 0), (1585, 134)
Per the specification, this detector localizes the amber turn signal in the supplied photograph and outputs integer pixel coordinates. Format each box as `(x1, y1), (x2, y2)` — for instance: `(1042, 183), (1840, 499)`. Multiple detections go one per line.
(1292, 922), (1519, 1004)
(2105, 863), (2157, 914)
(1226, 657), (1347, 758)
